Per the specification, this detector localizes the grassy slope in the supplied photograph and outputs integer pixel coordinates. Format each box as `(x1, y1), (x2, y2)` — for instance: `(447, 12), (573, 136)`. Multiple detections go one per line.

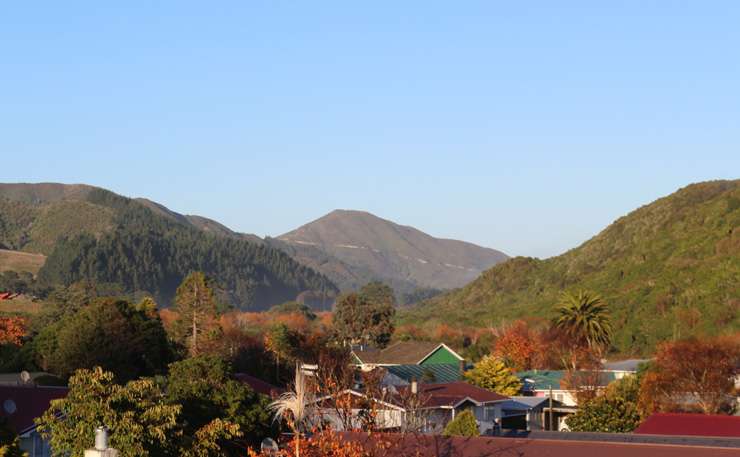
(399, 180), (740, 355)
(0, 249), (46, 274)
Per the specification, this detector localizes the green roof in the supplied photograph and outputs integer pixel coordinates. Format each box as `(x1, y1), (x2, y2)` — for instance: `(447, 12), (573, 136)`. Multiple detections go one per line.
(516, 370), (565, 389)
(516, 370), (618, 390)
(386, 363), (463, 384)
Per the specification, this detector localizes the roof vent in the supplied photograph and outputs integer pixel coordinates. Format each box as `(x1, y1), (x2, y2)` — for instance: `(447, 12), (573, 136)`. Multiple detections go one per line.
(3, 399), (17, 414)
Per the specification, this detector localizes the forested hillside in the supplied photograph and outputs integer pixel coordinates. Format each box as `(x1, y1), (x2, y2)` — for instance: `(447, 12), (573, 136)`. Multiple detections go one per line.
(400, 180), (740, 355)
(0, 184), (337, 310)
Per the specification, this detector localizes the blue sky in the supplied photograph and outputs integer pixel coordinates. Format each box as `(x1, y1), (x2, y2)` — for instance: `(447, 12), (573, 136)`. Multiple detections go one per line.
(1, 2), (738, 258)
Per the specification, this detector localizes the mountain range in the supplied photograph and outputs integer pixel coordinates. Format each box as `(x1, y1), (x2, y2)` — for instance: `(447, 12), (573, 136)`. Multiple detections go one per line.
(399, 180), (740, 355)
(0, 183), (507, 308)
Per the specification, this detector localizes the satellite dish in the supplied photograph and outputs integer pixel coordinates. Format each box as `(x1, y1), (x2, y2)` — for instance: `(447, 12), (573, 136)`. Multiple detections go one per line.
(20, 371), (31, 384)
(3, 399), (16, 414)
(260, 437), (279, 454)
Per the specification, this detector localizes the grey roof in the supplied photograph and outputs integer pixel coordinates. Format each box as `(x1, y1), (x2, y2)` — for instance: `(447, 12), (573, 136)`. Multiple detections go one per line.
(499, 396), (560, 411)
(603, 359), (651, 372)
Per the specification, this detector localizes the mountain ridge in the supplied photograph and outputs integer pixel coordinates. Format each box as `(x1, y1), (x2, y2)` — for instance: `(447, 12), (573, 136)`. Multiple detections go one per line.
(0, 183), (337, 310)
(399, 179), (740, 354)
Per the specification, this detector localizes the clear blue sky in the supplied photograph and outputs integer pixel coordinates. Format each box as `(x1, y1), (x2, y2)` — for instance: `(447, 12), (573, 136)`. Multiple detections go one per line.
(1, 2), (738, 258)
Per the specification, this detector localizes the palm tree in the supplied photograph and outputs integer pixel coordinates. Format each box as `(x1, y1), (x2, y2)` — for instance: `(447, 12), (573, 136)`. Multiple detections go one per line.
(269, 364), (315, 457)
(553, 290), (612, 351)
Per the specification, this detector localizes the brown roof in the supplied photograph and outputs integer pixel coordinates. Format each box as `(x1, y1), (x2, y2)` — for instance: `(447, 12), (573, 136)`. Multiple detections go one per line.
(340, 432), (740, 457)
(234, 373), (284, 397)
(353, 341), (447, 365)
(397, 382), (508, 408)
(635, 413), (740, 438)
(0, 386), (68, 434)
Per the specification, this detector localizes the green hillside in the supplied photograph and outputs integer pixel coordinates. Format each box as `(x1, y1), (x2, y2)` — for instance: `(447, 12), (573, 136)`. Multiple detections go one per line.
(0, 184), (338, 310)
(399, 180), (740, 355)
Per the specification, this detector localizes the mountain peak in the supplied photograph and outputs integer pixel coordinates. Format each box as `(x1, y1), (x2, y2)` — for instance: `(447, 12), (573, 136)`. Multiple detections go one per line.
(276, 209), (508, 293)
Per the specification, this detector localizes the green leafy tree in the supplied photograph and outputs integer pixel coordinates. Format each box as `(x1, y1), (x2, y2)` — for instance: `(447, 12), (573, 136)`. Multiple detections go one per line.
(442, 410), (480, 437)
(166, 355), (272, 451)
(333, 286), (395, 348)
(174, 272), (218, 357)
(566, 375), (642, 432)
(34, 298), (172, 381)
(463, 355), (522, 396)
(553, 290), (612, 351)
(268, 301), (317, 320)
(35, 367), (241, 457)
(358, 281), (395, 309)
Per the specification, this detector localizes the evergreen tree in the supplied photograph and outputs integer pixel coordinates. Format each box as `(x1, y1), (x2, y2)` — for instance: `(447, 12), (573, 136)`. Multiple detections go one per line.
(174, 272), (217, 357)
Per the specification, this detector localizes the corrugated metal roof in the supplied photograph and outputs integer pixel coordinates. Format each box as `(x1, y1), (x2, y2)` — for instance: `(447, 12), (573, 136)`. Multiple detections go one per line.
(635, 413), (740, 438)
(385, 363), (463, 384)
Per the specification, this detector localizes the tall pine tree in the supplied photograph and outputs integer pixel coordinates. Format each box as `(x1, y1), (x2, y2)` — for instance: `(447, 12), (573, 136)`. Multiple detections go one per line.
(174, 272), (217, 357)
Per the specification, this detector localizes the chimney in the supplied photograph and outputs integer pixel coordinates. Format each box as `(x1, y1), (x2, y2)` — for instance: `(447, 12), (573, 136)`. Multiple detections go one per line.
(411, 378), (418, 395)
(84, 426), (118, 457)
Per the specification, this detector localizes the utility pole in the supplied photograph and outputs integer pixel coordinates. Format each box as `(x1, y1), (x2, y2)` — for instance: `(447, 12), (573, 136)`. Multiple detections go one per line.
(548, 385), (553, 431)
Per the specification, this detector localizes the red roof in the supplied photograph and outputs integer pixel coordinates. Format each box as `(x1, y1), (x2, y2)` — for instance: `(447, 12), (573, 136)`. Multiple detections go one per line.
(398, 381), (508, 408)
(234, 373), (284, 397)
(634, 413), (740, 438)
(341, 432), (739, 457)
(0, 386), (68, 434)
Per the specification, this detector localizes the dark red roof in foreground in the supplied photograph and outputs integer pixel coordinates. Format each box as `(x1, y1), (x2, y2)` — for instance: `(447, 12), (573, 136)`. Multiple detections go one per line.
(398, 381), (508, 407)
(635, 413), (740, 438)
(234, 373), (284, 397)
(341, 432), (739, 457)
(0, 386), (68, 434)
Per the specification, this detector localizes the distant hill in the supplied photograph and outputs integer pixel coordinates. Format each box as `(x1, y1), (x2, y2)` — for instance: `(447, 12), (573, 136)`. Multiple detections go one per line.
(399, 180), (740, 355)
(271, 209), (508, 296)
(0, 183), (337, 310)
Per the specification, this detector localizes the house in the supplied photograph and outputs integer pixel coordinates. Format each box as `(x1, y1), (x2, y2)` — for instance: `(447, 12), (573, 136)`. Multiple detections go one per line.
(516, 370), (617, 407)
(498, 396), (569, 431)
(406, 381), (509, 435)
(352, 341), (464, 371)
(0, 385), (68, 457)
(635, 413), (740, 438)
(314, 381), (509, 435)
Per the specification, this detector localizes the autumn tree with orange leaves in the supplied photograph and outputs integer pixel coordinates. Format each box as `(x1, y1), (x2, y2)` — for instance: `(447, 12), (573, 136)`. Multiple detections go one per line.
(639, 336), (740, 415)
(0, 317), (26, 346)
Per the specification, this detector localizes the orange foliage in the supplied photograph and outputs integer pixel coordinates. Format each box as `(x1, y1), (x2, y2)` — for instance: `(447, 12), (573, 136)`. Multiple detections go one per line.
(0, 316), (26, 346)
(158, 308), (179, 331)
(638, 336), (740, 415)
(492, 320), (537, 370)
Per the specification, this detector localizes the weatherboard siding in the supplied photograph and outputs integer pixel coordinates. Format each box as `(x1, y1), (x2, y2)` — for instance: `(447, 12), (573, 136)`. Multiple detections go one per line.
(420, 347), (459, 365)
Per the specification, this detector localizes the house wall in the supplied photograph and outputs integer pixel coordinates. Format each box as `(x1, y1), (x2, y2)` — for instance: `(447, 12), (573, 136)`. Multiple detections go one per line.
(534, 389), (577, 406)
(20, 431), (52, 457)
(420, 347), (459, 366)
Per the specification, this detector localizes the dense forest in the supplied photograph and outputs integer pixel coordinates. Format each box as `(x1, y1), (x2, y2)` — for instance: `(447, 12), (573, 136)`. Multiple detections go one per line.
(0, 186), (337, 310)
